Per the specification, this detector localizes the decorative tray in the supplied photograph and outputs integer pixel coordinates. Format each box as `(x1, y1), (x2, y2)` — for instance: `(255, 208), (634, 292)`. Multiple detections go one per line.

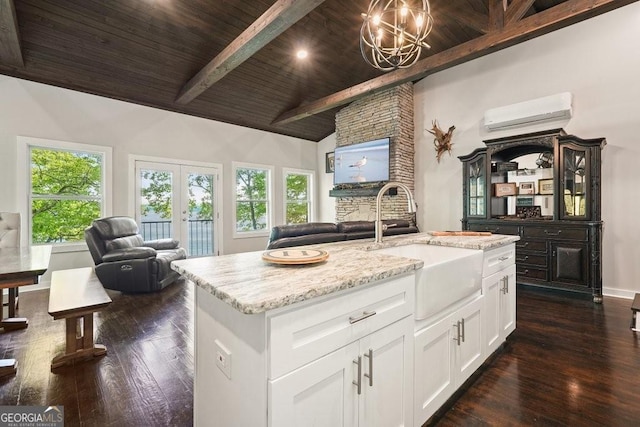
(262, 249), (329, 265)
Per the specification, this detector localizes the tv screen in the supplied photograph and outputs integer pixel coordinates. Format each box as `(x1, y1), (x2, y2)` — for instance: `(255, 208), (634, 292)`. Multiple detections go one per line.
(333, 137), (390, 185)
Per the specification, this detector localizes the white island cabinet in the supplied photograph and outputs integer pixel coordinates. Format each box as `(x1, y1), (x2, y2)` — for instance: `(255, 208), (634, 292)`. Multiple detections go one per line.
(194, 273), (415, 427)
(172, 232), (519, 427)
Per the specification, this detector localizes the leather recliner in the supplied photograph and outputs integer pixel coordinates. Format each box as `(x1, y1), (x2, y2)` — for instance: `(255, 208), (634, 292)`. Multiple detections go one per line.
(85, 216), (187, 293)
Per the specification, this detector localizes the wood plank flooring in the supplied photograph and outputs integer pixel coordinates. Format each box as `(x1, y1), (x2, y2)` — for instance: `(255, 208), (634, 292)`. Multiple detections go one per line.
(1, 281), (639, 426)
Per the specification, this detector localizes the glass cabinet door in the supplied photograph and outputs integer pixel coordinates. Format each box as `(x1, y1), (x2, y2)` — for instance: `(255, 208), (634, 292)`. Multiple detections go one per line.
(560, 146), (590, 220)
(468, 157), (486, 217)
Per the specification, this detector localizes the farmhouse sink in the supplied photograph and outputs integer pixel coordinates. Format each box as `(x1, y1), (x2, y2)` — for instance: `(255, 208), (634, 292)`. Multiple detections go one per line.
(373, 244), (483, 320)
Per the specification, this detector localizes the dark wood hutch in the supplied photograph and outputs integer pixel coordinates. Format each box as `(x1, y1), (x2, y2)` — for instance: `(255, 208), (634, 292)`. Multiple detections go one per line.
(459, 129), (606, 302)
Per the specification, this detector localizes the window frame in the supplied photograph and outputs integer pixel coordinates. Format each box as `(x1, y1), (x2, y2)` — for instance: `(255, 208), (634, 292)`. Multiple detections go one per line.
(17, 136), (112, 253)
(232, 161), (273, 239)
(282, 167), (315, 225)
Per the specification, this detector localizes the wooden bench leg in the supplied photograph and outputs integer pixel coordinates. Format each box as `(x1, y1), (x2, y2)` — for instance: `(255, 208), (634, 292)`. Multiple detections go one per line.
(51, 313), (107, 371)
(0, 288), (28, 331)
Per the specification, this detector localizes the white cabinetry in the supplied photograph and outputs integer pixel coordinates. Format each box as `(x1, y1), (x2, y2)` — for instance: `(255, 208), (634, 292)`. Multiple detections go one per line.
(483, 265), (516, 356)
(194, 273), (415, 427)
(413, 295), (483, 425)
(270, 316), (413, 427)
(482, 245), (517, 357)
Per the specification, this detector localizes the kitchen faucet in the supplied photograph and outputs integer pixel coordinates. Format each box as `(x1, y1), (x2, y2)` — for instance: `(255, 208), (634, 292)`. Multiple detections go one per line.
(375, 182), (416, 243)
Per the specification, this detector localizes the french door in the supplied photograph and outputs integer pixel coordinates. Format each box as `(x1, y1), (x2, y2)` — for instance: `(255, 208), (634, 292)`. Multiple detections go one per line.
(134, 160), (221, 257)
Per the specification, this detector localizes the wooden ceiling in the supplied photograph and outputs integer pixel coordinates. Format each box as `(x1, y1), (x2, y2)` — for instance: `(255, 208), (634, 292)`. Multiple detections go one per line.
(0, 0), (636, 142)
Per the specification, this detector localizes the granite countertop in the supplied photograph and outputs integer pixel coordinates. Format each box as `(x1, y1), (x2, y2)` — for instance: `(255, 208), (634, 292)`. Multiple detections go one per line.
(171, 232), (519, 315)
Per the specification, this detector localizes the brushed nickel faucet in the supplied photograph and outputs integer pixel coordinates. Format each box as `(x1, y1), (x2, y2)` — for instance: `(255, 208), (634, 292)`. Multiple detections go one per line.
(375, 182), (416, 244)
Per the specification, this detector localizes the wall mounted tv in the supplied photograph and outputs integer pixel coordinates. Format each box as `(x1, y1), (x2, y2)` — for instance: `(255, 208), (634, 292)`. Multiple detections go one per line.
(333, 137), (390, 185)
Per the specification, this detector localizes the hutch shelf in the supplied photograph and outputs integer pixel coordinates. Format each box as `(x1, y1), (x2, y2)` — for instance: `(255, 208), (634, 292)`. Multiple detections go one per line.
(459, 129), (606, 302)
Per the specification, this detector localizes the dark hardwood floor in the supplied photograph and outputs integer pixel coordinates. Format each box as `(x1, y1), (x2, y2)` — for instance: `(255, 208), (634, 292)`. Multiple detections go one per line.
(1, 281), (639, 426)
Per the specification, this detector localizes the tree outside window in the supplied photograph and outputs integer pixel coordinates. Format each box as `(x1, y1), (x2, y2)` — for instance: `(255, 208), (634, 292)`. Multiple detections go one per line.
(30, 147), (104, 244)
(285, 171), (312, 224)
(235, 166), (270, 232)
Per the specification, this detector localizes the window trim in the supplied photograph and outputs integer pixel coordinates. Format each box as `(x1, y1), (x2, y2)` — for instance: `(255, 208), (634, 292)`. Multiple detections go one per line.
(282, 167), (315, 225)
(232, 161), (274, 239)
(17, 136), (112, 253)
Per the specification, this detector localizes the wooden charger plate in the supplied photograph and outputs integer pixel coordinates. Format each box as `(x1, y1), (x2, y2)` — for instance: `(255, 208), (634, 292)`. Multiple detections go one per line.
(262, 249), (329, 265)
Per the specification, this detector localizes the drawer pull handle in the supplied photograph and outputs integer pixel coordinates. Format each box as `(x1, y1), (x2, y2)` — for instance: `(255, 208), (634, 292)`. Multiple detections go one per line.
(353, 356), (362, 395)
(487, 228), (500, 233)
(544, 229), (562, 236)
(498, 255), (510, 261)
(349, 310), (376, 324)
(516, 256), (529, 262)
(501, 275), (509, 294)
(364, 349), (373, 387)
(461, 318), (466, 343)
(516, 242), (529, 248)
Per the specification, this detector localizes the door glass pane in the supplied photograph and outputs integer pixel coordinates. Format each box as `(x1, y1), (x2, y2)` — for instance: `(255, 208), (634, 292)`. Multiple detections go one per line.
(468, 158), (485, 216)
(139, 168), (174, 240)
(187, 172), (215, 257)
(562, 148), (587, 217)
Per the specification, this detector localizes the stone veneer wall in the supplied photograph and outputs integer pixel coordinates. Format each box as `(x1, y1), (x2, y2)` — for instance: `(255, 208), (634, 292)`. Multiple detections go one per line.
(334, 83), (415, 222)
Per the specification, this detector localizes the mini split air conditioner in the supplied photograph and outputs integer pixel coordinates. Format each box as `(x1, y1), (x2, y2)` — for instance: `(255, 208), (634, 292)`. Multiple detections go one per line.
(483, 92), (573, 130)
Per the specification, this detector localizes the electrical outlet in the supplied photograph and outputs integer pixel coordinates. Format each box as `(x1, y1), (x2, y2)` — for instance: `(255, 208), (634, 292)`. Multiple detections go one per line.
(214, 339), (232, 379)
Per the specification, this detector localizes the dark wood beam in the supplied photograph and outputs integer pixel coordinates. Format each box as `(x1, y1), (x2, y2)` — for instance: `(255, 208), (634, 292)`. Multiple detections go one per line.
(0, 0), (23, 67)
(175, 0), (325, 105)
(488, 0), (505, 31)
(506, 0), (537, 24)
(438, 3), (489, 34)
(273, 0), (638, 126)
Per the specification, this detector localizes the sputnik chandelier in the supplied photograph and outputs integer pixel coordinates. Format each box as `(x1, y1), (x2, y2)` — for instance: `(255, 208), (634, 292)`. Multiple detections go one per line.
(360, 0), (434, 71)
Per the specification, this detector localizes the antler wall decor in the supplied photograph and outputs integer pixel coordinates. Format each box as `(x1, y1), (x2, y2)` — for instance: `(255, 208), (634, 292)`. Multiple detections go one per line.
(427, 121), (455, 163)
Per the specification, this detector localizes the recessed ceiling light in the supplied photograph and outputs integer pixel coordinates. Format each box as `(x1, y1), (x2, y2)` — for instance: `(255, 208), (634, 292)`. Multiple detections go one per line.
(296, 50), (308, 59)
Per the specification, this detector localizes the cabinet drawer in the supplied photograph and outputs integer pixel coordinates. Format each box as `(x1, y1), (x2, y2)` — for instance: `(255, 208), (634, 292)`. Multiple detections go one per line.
(483, 244), (516, 278)
(515, 240), (547, 252)
(469, 224), (520, 235)
(523, 227), (587, 241)
(515, 253), (547, 267)
(268, 274), (414, 379)
(517, 265), (548, 281)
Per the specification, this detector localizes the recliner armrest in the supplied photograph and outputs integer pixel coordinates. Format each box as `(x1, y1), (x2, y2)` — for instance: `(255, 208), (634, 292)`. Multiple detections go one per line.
(144, 238), (180, 250)
(102, 247), (157, 263)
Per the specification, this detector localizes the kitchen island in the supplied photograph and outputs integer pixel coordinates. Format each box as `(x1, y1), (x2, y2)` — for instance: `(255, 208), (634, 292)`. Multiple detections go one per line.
(172, 232), (518, 427)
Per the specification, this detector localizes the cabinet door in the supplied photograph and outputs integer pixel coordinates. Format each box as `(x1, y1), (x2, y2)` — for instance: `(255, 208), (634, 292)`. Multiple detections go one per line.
(500, 265), (517, 339)
(454, 296), (484, 386)
(559, 144), (591, 220)
(551, 242), (589, 287)
(269, 342), (359, 427)
(482, 271), (502, 357)
(360, 317), (413, 427)
(414, 313), (456, 424)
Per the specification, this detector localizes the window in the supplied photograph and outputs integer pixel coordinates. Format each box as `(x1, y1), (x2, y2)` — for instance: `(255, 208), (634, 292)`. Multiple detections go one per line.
(233, 162), (273, 237)
(283, 168), (314, 224)
(18, 137), (112, 250)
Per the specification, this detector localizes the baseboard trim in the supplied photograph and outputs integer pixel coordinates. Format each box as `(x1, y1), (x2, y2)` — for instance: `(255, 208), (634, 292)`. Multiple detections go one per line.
(603, 287), (636, 300)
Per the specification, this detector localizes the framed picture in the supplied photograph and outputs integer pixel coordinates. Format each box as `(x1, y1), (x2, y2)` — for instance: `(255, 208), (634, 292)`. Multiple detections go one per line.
(494, 182), (517, 197)
(538, 179), (554, 195)
(519, 181), (535, 195)
(325, 152), (335, 173)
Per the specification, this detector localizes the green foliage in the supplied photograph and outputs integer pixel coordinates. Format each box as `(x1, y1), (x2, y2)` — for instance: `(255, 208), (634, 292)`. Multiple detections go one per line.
(236, 168), (268, 231)
(188, 174), (214, 220)
(285, 173), (310, 224)
(141, 170), (172, 219)
(30, 148), (102, 243)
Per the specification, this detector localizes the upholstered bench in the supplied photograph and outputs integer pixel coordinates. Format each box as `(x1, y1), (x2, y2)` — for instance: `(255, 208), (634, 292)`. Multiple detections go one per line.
(48, 267), (112, 371)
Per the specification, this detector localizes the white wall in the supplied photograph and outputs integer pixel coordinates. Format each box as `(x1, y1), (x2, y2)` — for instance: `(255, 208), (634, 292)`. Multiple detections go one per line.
(317, 133), (337, 222)
(413, 2), (640, 297)
(0, 75), (317, 283)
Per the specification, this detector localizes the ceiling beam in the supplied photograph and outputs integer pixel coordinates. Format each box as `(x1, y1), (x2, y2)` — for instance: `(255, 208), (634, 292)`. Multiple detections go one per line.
(273, 0), (637, 126)
(506, 0), (537, 24)
(437, 3), (489, 34)
(0, 0), (23, 67)
(175, 0), (326, 105)
(488, 0), (506, 31)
